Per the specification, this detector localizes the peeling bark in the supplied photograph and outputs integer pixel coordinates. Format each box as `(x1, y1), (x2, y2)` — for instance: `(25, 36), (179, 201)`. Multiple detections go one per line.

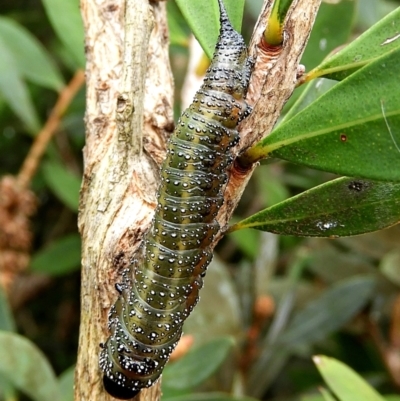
(75, 0), (320, 400)
(76, 1), (173, 400)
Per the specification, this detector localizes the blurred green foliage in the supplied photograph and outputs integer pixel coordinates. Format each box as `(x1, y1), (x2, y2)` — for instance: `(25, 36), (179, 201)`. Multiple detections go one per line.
(0, 0), (400, 400)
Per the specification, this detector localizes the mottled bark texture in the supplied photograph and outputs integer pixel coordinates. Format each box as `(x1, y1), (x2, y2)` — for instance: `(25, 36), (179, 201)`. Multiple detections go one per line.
(75, 0), (320, 400)
(76, 0), (173, 400)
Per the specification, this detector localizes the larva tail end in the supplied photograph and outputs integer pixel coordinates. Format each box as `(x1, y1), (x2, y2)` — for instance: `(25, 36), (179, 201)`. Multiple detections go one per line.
(217, 0), (230, 27)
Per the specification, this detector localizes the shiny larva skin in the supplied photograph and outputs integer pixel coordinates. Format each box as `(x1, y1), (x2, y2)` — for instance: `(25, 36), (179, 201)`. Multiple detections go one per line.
(100, 0), (253, 398)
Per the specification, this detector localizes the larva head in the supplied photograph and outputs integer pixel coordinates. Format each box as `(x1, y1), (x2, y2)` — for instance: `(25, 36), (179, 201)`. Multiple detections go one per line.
(99, 332), (161, 399)
(99, 337), (142, 399)
(103, 375), (140, 400)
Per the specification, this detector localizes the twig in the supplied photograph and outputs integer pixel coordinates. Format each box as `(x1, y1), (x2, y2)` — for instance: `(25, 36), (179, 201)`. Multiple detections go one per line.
(16, 69), (86, 190)
(366, 314), (400, 391)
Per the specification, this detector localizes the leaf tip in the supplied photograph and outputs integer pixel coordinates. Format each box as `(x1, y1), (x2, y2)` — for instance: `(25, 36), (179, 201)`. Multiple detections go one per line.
(313, 355), (323, 365)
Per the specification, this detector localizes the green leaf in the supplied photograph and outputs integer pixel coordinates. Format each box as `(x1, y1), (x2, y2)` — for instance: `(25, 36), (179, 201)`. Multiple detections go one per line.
(41, 0), (85, 68)
(319, 387), (337, 401)
(164, 393), (258, 401)
(305, 7), (400, 82)
(301, 396), (325, 401)
(58, 365), (75, 401)
(301, 391), (333, 401)
(282, 78), (337, 123)
(385, 396), (400, 401)
(42, 160), (81, 211)
(265, 0), (295, 46)
(246, 259), (306, 394)
(175, 0), (245, 59)
(356, 0), (383, 30)
(300, 0), (356, 71)
(0, 331), (60, 401)
(183, 257), (241, 341)
(0, 17), (64, 91)
(275, 0), (294, 24)
(0, 35), (40, 133)
(0, 373), (16, 401)
(307, 242), (376, 283)
(380, 249), (400, 287)
(313, 355), (385, 401)
(167, 1), (190, 47)
(163, 337), (234, 390)
(30, 234), (81, 276)
(256, 164), (290, 207)
(230, 177), (400, 238)
(249, 48), (400, 182)
(0, 287), (16, 332)
(283, 0), (355, 112)
(229, 226), (259, 259)
(279, 277), (375, 346)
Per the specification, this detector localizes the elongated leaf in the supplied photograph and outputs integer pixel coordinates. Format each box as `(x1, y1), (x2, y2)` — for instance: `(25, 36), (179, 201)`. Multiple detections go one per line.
(246, 261), (305, 397)
(58, 366), (74, 401)
(0, 35), (40, 133)
(167, 1), (190, 47)
(307, 242), (376, 283)
(301, 392), (332, 401)
(41, 0), (85, 68)
(165, 394), (258, 401)
(163, 337), (234, 390)
(282, 78), (337, 123)
(0, 373), (16, 401)
(230, 226), (260, 259)
(42, 160), (81, 211)
(249, 48), (400, 182)
(0, 332), (60, 401)
(380, 249), (400, 287)
(305, 7), (400, 82)
(279, 277), (375, 346)
(300, 0), (356, 71)
(319, 388), (337, 401)
(175, 0), (245, 59)
(313, 355), (385, 401)
(0, 17), (64, 91)
(30, 234), (81, 276)
(183, 257), (242, 341)
(301, 396), (325, 401)
(356, 1), (382, 30)
(284, 0), (355, 112)
(264, 0), (295, 46)
(0, 287), (15, 332)
(231, 177), (400, 237)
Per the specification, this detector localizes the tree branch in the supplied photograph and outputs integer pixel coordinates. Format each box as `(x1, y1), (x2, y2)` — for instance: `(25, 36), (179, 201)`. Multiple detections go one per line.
(75, 0), (173, 400)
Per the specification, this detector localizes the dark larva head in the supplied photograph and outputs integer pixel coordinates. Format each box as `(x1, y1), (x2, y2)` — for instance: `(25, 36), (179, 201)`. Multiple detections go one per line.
(103, 375), (140, 400)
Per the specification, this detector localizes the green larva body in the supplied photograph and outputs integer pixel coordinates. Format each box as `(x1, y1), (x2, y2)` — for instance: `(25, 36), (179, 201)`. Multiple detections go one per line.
(100, 0), (253, 398)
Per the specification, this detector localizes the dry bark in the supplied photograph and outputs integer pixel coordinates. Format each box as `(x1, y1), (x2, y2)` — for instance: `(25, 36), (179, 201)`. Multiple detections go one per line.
(75, 0), (320, 400)
(76, 1), (172, 400)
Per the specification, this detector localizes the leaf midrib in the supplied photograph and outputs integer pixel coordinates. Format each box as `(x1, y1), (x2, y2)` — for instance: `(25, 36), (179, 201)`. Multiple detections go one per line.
(237, 190), (399, 229)
(265, 108), (400, 153)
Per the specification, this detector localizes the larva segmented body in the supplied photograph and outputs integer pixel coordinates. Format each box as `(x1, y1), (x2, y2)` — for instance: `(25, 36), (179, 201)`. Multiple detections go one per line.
(99, 0), (253, 398)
